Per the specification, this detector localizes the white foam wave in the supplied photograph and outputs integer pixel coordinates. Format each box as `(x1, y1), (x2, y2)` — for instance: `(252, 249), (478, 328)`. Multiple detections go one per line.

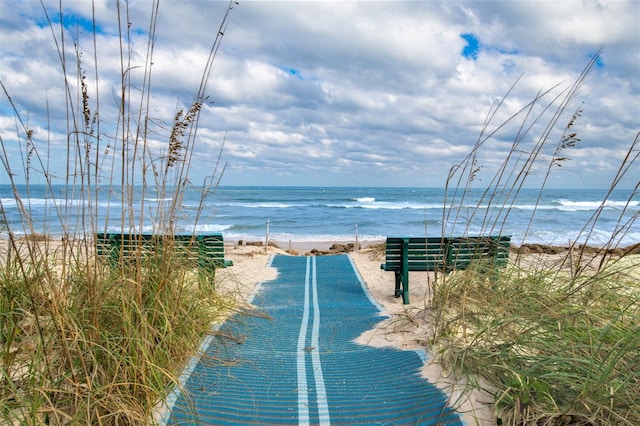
(1, 197), (131, 210)
(557, 200), (638, 211)
(341, 201), (435, 210)
(224, 232), (387, 243)
(103, 223), (233, 234)
(218, 198), (635, 212)
(192, 223), (233, 233)
(1, 197), (55, 207)
(224, 202), (294, 209)
(143, 197), (173, 202)
(522, 227), (640, 247)
(459, 200), (639, 212)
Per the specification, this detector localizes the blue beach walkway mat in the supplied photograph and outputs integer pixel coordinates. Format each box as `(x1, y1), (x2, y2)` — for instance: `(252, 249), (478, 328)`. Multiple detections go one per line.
(162, 254), (462, 425)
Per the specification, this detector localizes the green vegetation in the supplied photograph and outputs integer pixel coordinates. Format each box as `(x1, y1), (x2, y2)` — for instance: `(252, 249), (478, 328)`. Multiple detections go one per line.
(431, 256), (639, 425)
(0, 1), (237, 423)
(430, 50), (640, 425)
(0, 243), (233, 424)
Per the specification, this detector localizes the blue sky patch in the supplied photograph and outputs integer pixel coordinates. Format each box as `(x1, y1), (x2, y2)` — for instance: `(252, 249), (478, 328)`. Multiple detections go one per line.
(460, 33), (479, 60)
(35, 9), (103, 35)
(287, 68), (303, 80)
(589, 52), (605, 69)
(282, 67), (304, 80)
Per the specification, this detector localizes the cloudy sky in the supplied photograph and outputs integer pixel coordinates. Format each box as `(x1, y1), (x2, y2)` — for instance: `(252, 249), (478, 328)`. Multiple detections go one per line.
(1, 0), (638, 189)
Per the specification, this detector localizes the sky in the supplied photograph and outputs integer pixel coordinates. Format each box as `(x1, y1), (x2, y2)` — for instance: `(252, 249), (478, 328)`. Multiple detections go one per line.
(1, 0), (639, 189)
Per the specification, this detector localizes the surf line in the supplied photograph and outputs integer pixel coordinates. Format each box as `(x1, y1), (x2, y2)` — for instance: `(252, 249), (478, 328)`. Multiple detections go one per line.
(297, 256), (330, 425)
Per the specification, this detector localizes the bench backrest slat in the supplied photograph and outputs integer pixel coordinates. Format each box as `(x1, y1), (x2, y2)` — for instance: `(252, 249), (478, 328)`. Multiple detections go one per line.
(197, 235), (232, 267)
(95, 233), (231, 268)
(384, 237), (448, 271)
(383, 235), (510, 272)
(446, 236), (510, 270)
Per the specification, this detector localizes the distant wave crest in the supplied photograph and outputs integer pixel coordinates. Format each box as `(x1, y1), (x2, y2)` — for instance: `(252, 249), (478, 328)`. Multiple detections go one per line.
(557, 199), (639, 211)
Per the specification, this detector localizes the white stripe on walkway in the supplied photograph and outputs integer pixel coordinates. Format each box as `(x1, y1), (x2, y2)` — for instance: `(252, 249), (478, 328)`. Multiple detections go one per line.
(296, 257), (311, 424)
(311, 256), (331, 425)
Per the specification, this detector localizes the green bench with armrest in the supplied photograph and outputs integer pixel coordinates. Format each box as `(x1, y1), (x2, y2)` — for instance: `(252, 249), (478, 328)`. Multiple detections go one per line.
(381, 236), (510, 304)
(95, 232), (233, 270)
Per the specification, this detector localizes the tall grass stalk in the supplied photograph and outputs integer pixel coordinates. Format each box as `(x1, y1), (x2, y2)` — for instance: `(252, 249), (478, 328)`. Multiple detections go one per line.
(430, 50), (640, 425)
(1, 1), (237, 423)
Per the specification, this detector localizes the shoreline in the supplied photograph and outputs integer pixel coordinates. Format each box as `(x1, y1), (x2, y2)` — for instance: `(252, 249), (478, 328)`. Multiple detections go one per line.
(3, 233), (639, 254)
(226, 238), (640, 256)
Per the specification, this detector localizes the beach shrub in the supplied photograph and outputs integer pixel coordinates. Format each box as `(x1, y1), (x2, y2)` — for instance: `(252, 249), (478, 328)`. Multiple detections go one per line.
(431, 256), (640, 425)
(429, 50), (640, 425)
(0, 246), (230, 424)
(0, 1), (236, 423)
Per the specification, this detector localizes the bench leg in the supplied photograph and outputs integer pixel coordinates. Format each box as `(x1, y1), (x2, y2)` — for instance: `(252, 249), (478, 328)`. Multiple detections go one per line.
(394, 271), (402, 298)
(401, 267), (410, 305)
(401, 238), (410, 304)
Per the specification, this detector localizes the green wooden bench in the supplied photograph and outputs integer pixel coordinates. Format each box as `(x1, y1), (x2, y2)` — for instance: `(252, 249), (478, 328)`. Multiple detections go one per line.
(381, 236), (510, 304)
(95, 233), (233, 270)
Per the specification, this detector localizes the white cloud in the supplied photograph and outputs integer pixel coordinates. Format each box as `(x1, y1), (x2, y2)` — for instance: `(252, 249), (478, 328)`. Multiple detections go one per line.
(1, 0), (638, 189)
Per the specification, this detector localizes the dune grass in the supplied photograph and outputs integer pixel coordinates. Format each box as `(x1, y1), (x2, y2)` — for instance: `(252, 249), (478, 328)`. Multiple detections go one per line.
(430, 50), (640, 425)
(1, 1), (237, 423)
(0, 244), (234, 424)
(431, 256), (639, 425)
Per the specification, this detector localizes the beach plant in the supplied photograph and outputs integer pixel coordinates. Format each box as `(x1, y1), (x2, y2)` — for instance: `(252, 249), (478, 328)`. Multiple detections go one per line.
(429, 50), (640, 425)
(431, 256), (640, 425)
(0, 0), (238, 423)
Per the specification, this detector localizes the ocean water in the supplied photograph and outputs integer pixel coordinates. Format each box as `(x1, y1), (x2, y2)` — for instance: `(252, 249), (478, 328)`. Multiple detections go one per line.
(1, 185), (638, 247)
